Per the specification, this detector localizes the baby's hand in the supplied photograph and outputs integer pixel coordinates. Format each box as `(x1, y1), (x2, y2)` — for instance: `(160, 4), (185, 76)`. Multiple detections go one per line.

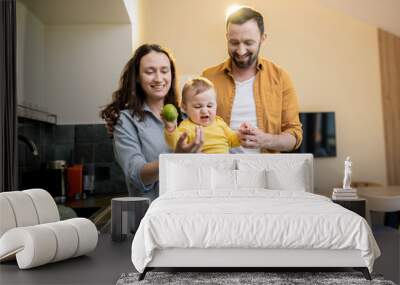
(239, 122), (253, 134)
(161, 115), (177, 133)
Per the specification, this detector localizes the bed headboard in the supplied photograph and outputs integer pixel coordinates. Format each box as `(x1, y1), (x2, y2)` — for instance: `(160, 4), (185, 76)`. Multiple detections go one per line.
(159, 154), (314, 195)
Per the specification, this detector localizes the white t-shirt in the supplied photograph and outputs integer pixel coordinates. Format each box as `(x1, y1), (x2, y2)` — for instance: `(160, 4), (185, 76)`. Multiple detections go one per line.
(230, 76), (260, 154)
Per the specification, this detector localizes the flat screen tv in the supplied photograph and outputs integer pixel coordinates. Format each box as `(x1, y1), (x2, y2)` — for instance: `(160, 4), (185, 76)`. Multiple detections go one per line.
(293, 112), (336, 157)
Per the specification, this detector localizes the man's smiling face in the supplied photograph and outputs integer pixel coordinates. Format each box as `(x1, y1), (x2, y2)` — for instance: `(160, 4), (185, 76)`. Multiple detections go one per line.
(226, 19), (264, 69)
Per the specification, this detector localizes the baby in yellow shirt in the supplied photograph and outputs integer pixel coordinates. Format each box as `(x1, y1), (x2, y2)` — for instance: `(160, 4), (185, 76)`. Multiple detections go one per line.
(163, 77), (246, 154)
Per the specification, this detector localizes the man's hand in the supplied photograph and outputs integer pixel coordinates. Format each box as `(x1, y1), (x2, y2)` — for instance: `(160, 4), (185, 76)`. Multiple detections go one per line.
(174, 126), (204, 153)
(238, 122), (267, 148)
(239, 126), (297, 151)
(239, 127), (271, 149)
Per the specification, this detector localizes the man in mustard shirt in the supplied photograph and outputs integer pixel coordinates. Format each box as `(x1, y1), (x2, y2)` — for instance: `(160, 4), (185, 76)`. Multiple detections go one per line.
(202, 6), (303, 154)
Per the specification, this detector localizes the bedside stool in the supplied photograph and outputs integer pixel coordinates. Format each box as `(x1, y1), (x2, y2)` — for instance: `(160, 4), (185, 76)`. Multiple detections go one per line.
(332, 198), (366, 218)
(111, 197), (150, 242)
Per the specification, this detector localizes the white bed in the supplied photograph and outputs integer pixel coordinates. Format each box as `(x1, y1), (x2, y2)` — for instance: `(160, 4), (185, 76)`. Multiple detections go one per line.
(131, 154), (380, 280)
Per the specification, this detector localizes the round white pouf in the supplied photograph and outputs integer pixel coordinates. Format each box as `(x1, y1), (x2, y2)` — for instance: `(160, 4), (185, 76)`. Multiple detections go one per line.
(0, 196), (17, 237)
(24, 189), (60, 223)
(42, 221), (79, 262)
(1, 191), (39, 227)
(65, 218), (98, 257)
(0, 225), (57, 269)
(0, 189), (98, 269)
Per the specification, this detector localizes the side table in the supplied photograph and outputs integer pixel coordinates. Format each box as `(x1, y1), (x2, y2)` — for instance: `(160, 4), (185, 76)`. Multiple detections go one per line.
(111, 197), (150, 241)
(358, 186), (400, 229)
(332, 198), (366, 218)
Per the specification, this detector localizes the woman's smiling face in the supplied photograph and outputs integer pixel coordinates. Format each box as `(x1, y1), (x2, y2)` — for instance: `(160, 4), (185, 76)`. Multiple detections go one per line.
(139, 51), (172, 101)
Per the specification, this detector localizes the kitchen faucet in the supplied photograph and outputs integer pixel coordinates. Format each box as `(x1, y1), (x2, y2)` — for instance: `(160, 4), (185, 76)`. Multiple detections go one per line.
(18, 135), (39, 156)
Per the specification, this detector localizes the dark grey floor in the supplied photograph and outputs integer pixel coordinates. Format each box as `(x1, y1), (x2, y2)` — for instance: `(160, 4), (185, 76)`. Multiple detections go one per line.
(1, 227), (399, 285)
(0, 234), (134, 285)
(372, 226), (400, 284)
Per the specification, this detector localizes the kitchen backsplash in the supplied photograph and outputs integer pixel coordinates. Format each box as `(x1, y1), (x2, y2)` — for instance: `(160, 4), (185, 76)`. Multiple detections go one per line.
(18, 118), (126, 194)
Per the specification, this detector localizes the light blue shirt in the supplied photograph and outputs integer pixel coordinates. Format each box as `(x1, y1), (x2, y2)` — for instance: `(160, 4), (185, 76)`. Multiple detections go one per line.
(113, 106), (171, 200)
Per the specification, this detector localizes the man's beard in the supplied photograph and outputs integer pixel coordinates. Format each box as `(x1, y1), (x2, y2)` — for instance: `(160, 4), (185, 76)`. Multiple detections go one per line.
(230, 44), (261, 69)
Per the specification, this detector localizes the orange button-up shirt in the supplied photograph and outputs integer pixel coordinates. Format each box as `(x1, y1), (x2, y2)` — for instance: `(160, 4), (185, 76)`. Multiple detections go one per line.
(202, 57), (303, 153)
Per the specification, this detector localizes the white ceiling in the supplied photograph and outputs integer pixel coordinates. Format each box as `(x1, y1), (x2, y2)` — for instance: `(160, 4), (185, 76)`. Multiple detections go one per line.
(18, 0), (130, 24)
(318, 0), (400, 37)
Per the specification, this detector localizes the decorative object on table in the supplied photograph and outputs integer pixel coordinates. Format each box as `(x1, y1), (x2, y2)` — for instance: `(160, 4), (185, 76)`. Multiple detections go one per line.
(116, 271), (395, 285)
(332, 188), (359, 200)
(332, 156), (358, 200)
(343, 156), (352, 189)
(111, 197), (150, 242)
(0, 189), (98, 269)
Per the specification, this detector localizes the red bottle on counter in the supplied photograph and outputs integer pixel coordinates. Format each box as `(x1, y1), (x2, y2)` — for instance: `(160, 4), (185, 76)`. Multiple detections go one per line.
(67, 165), (83, 199)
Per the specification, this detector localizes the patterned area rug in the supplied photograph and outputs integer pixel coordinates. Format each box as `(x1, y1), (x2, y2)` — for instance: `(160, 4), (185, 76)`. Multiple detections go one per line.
(116, 271), (396, 285)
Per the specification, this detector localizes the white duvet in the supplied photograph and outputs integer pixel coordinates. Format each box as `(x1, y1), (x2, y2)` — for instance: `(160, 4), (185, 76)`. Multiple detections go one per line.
(131, 190), (380, 273)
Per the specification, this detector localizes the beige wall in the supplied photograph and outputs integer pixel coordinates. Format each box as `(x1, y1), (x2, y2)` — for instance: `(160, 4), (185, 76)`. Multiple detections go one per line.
(137, 0), (387, 190)
(318, 0), (400, 37)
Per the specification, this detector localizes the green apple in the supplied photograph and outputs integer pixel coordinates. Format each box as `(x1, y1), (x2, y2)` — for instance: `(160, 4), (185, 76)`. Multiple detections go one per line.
(162, 104), (178, 122)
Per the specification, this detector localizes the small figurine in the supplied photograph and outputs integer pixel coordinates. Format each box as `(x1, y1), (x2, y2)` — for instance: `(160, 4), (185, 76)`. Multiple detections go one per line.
(342, 156), (352, 189)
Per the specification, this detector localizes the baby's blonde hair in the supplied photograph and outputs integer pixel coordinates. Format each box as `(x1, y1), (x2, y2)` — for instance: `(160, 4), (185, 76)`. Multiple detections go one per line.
(181, 77), (214, 104)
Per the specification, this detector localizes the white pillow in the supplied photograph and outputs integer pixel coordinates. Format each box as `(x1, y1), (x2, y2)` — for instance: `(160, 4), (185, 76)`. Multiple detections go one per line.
(236, 169), (267, 189)
(167, 163), (212, 191)
(265, 163), (308, 191)
(237, 159), (309, 192)
(212, 168), (237, 191)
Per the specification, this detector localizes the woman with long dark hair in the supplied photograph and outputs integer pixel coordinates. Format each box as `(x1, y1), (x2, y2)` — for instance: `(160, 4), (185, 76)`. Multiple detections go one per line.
(101, 44), (203, 200)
